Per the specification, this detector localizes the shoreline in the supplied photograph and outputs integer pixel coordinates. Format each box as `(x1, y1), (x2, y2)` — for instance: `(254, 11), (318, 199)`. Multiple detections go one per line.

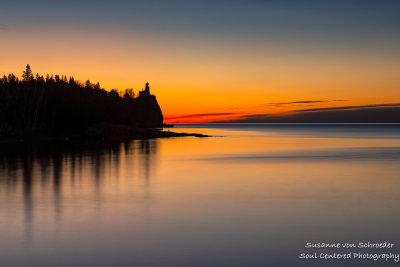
(0, 127), (208, 143)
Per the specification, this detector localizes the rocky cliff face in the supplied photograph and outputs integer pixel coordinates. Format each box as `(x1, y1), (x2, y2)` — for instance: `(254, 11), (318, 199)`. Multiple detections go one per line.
(134, 95), (164, 128)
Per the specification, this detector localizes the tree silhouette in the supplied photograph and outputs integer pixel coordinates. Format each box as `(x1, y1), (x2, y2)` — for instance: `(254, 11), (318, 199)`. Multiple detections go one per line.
(0, 65), (164, 137)
(22, 64), (34, 82)
(123, 88), (135, 98)
(108, 89), (119, 97)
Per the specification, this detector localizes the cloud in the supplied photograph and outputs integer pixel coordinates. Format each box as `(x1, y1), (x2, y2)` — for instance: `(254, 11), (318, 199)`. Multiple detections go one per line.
(296, 103), (400, 113)
(165, 112), (237, 120)
(268, 99), (346, 106)
(219, 103), (400, 123)
(0, 24), (8, 31)
(268, 100), (326, 106)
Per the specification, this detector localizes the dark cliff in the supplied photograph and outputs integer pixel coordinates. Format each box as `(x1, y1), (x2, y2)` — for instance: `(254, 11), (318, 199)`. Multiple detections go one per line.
(134, 95), (163, 128)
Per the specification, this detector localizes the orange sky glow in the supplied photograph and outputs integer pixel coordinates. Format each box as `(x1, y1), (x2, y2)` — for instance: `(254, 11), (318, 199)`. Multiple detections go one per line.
(1, 26), (399, 123)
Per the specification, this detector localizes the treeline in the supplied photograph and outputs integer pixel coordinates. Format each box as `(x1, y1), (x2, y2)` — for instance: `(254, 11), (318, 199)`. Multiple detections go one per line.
(0, 65), (163, 137)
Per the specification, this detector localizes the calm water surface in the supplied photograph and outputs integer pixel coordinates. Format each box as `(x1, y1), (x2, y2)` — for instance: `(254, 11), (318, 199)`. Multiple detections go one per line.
(1, 124), (400, 267)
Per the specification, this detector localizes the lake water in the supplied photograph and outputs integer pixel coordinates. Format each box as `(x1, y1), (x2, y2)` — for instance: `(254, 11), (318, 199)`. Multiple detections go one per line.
(1, 124), (400, 267)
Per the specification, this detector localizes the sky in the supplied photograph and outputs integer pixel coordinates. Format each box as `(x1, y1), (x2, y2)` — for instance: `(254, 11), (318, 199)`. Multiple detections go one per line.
(1, 0), (400, 123)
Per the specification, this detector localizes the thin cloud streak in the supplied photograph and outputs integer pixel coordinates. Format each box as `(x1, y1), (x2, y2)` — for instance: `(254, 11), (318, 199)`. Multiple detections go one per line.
(165, 112), (238, 120)
(296, 103), (400, 113)
(0, 24), (8, 31)
(268, 99), (346, 106)
(218, 103), (400, 123)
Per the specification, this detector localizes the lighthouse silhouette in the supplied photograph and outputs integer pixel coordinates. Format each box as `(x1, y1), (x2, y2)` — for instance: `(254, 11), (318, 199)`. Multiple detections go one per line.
(139, 82), (151, 97)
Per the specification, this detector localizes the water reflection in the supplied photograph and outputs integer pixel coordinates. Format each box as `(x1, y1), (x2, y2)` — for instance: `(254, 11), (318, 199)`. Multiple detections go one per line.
(1, 126), (400, 267)
(0, 139), (158, 249)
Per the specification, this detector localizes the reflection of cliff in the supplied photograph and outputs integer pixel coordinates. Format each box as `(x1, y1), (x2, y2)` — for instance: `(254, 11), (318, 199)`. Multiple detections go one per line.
(0, 139), (159, 186)
(138, 139), (158, 182)
(0, 139), (159, 243)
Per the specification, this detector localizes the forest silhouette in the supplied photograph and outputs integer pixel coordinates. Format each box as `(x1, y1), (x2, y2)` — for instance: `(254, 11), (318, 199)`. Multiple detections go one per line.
(0, 65), (164, 138)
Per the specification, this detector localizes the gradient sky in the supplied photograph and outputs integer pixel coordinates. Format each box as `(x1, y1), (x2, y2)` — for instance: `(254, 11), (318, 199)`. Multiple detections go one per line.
(1, 0), (400, 122)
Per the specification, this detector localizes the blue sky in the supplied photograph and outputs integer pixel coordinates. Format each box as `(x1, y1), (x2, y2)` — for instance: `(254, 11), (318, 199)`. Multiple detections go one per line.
(2, 0), (400, 43)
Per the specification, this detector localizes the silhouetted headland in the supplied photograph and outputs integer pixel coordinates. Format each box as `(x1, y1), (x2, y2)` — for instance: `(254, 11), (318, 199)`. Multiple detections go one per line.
(0, 65), (207, 141)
